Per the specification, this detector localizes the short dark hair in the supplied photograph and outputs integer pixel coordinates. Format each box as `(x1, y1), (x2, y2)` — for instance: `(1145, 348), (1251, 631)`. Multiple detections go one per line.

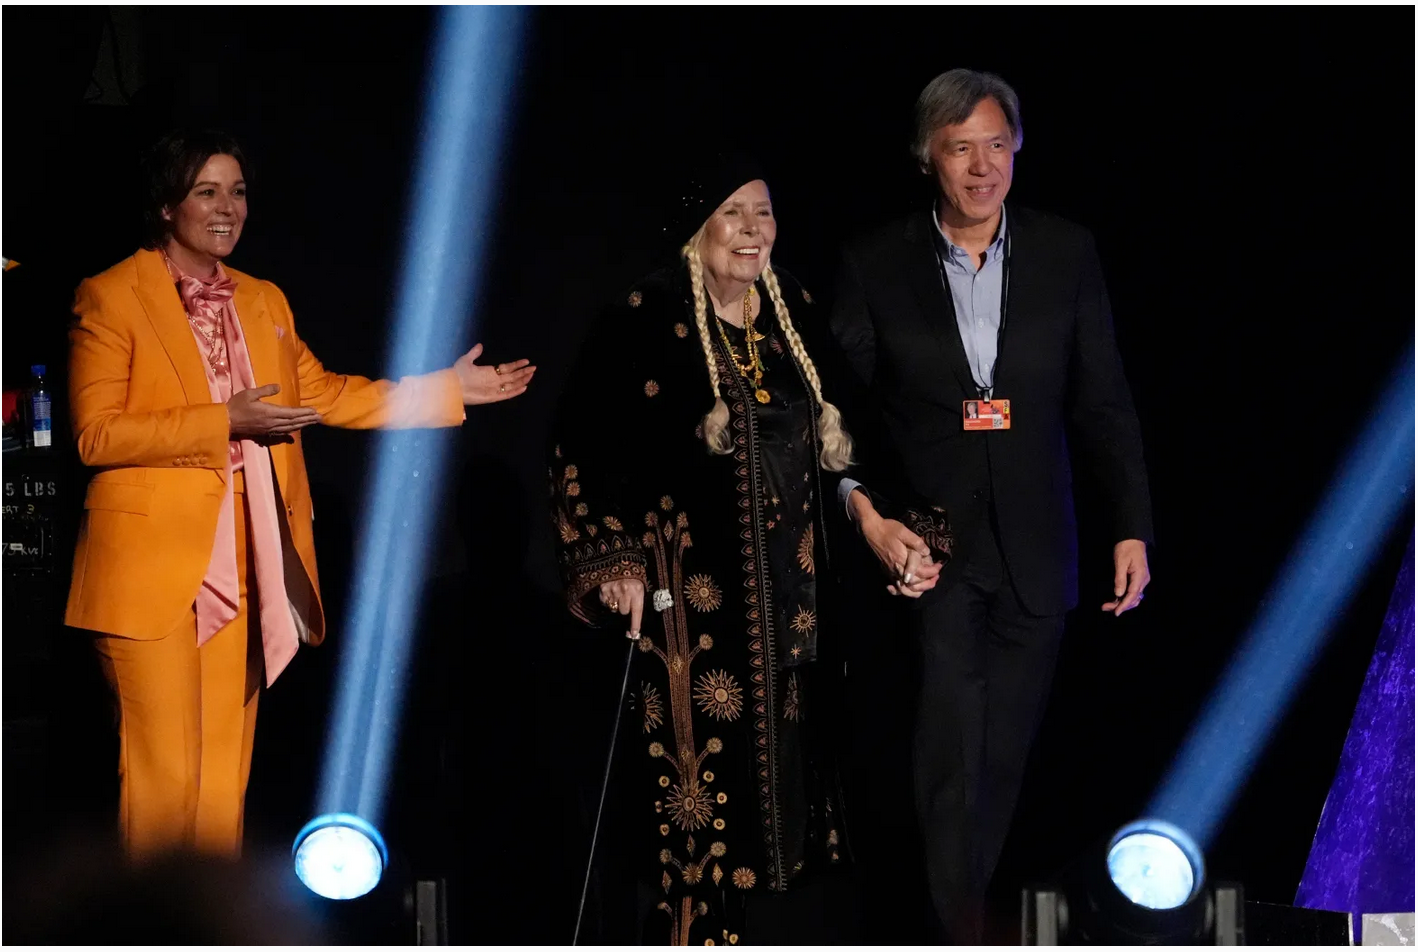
(140, 129), (249, 250)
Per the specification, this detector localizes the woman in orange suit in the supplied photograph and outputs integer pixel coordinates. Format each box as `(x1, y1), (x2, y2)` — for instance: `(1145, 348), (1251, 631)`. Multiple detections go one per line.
(66, 129), (536, 860)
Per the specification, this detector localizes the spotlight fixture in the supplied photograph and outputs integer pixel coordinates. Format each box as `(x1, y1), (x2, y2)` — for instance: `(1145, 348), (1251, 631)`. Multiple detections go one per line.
(1024, 818), (1243, 945)
(1107, 819), (1204, 910)
(293, 813), (388, 901)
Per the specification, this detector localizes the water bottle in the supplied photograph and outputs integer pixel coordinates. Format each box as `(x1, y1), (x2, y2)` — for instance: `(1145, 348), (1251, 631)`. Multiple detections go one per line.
(29, 365), (51, 449)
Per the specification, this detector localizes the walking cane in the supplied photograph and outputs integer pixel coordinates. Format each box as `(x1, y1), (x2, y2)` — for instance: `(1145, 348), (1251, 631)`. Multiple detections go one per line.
(573, 637), (637, 945)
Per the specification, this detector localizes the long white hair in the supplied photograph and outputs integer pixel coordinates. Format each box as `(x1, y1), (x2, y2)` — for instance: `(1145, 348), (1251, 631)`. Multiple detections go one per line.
(681, 231), (852, 471)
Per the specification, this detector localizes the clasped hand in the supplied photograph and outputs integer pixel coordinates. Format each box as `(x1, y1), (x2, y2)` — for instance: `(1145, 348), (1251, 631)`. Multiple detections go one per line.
(849, 490), (941, 598)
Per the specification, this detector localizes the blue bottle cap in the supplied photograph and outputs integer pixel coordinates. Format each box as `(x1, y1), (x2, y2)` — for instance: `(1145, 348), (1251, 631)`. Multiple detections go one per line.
(31, 365), (45, 376)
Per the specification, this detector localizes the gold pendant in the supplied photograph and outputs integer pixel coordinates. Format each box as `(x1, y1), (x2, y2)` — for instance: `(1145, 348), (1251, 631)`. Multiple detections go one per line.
(755, 389), (771, 404)
(747, 329), (765, 343)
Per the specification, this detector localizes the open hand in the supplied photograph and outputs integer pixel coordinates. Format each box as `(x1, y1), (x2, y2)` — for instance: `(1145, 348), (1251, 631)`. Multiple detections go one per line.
(454, 343), (535, 405)
(227, 384), (321, 439)
(597, 578), (646, 639)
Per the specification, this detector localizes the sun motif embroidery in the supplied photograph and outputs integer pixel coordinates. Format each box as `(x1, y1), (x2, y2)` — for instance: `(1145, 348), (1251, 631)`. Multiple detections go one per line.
(685, 575), (722, 612)
(645, 380), (660, 397)
(682, 863), (703, 885)
(558, 520), (580, 544)
(659, 495), (675, 511)
(574, 502), (589, 517)
(628, 291), (643, 307)
(783, 672), (802, 722)
(790, 607), (816, 634)
(674, 322), (689, 338)
(731, 868), (757, 890)
(604, 515), (624, 531)
(797, 524), (814, 574)
(694, 670), (743, 721)
(769, 336), (784, 356)
(642, 683), (664, 734)
(563, 465), (578, 479)
(666, 779), (715, 830)
(565, 481), (581, 497)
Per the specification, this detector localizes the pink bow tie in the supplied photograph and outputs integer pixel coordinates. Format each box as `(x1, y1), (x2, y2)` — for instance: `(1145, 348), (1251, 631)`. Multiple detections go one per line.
(177, 272), (236, 314)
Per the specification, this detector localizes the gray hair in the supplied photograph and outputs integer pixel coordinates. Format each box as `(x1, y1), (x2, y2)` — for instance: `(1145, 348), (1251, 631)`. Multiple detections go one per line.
(912, 68), (1023, 168)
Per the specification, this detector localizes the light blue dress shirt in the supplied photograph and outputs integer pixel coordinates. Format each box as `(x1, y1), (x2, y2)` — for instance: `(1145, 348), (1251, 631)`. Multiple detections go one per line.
(934, 204), (1008, 394)
(839, 206), (1009, 518)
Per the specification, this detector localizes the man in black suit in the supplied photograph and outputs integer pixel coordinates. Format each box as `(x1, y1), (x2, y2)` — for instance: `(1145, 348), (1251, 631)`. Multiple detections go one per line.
(829, 69), (1153, 943)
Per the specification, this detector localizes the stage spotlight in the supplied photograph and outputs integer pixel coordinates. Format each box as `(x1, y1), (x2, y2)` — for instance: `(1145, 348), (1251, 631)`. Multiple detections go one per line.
(300, 5), (526, 901)
(1148, 352), (1414, 848)
(1106, 819), (1203, 910)
(292, 813), (388, 901)
(1025, 819), (1243, 945)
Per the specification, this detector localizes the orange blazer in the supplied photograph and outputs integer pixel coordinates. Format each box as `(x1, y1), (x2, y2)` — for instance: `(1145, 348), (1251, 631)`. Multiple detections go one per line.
(66, 247), (464, 644)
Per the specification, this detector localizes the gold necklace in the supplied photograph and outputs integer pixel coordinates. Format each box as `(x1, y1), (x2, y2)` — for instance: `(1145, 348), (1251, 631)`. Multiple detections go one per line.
(715, 286), (770, 404)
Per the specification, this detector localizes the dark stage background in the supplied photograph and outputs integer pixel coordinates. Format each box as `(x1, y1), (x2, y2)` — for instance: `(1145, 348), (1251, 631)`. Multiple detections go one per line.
(3, 5), (1413, 944)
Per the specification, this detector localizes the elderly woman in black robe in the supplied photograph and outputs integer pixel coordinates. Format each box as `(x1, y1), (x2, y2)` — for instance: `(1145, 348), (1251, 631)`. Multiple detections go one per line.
(550, 158), (948, 945)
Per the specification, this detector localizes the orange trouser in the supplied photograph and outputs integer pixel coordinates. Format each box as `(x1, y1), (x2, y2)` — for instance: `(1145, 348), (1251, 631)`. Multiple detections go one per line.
(93, 471), (263, 860)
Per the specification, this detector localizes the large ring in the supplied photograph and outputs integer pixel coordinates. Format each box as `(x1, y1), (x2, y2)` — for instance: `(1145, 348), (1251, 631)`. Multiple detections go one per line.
(609, 600), (620, 612)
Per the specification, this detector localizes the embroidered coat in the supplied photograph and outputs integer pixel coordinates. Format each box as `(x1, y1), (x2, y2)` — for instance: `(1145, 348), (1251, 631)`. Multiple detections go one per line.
(551, 263), (866, 945)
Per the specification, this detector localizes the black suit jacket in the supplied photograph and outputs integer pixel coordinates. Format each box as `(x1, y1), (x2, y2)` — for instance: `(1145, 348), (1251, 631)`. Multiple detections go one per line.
(829, 205), (1152, 616)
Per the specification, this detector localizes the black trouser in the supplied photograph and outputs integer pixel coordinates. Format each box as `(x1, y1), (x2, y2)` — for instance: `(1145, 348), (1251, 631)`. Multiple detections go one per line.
(913, 519), (1065, 944)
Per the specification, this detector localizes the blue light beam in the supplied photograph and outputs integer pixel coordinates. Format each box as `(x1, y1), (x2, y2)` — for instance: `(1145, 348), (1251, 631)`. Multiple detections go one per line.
(316, 6), (526, 830)
(1149, 350), (1415, 848)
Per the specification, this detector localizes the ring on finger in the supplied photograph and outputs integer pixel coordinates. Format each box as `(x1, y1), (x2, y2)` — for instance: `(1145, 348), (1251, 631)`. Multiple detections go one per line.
(494, 365), (504, 375)
(902, 572), (915, 585)
(499, 384), (507, 392)
(609, 600), (620, 611)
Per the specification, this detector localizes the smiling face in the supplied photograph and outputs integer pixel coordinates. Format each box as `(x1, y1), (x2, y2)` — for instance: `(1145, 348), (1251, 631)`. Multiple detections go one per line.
(697, 179), (776, 291)
(161, 153), (247, 274)
(926, 95), (1015, 230)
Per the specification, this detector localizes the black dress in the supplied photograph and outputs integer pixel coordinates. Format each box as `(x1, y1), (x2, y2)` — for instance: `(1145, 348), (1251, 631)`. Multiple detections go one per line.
(550, 265), (847, 945)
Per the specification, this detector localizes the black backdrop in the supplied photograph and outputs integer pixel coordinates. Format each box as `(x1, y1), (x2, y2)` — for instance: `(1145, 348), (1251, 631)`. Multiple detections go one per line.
(3, 5), (1413, 945)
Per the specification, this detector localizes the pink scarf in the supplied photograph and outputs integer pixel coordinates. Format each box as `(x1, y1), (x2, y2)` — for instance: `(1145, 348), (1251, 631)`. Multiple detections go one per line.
(171, 259), (301, 686)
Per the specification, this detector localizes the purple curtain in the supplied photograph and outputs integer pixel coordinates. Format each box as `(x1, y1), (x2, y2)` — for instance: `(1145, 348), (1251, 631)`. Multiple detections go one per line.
(1296, 534), (1415, 927)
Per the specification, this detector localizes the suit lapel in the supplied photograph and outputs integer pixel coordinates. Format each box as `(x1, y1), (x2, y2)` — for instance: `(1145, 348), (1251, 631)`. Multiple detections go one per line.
(232, 274), (279, 390)
(902, 213), (978, 398)
(992, 206), (1034, 398)
(230, 271), (293, 489)
(133, 249), (215, 407)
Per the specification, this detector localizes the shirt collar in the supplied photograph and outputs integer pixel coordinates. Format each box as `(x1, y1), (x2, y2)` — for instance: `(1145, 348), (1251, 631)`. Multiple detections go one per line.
(932, 202), (1008, 263)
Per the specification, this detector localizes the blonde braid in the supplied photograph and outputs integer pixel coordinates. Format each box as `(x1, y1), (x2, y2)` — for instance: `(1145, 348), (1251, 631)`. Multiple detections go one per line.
(761, 265), (854, 472)
(682, 237), (733, 455)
